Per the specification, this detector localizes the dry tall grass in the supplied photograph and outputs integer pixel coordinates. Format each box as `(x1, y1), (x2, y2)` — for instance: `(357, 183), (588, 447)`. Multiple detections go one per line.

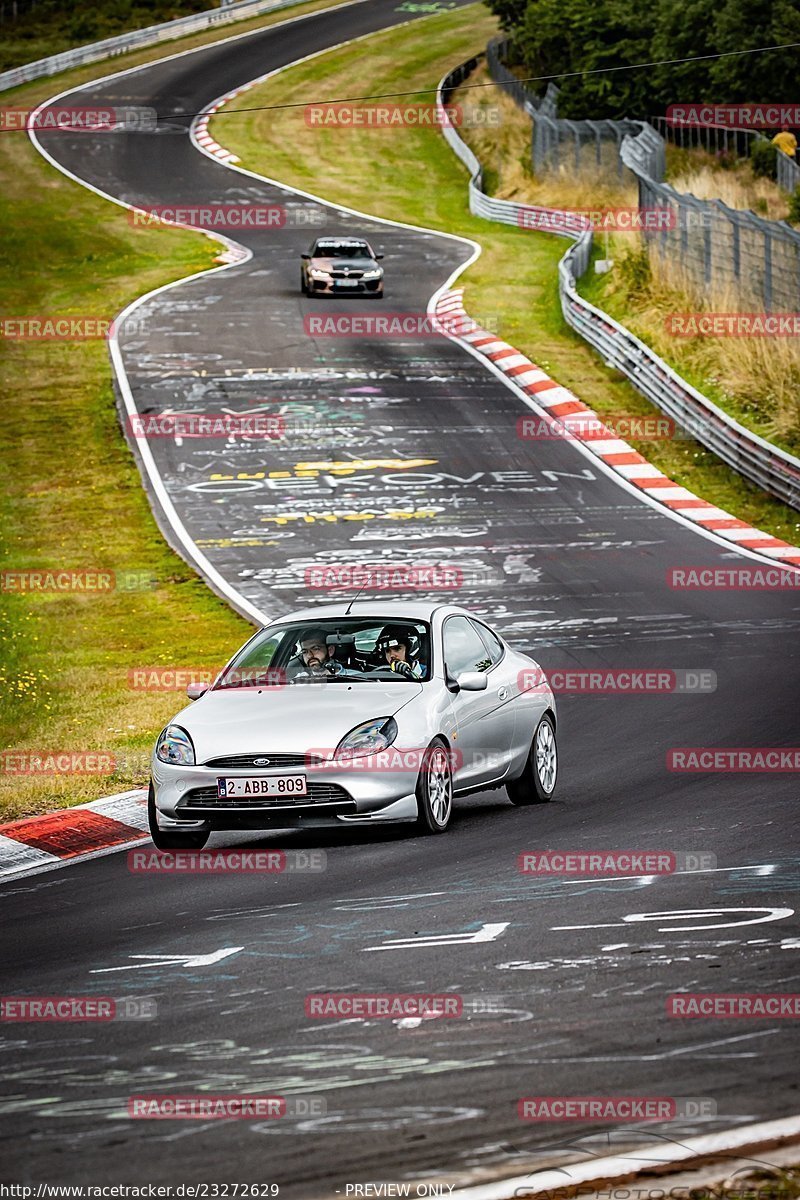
(454, 70), (800, 451)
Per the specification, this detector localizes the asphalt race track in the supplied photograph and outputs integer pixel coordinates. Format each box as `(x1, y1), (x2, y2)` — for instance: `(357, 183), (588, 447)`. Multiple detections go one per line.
(2, 0), (799, 1192)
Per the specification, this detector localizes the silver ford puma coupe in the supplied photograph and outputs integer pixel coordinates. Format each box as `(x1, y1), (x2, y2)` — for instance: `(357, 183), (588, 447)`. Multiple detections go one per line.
(148, 602), (557, 848)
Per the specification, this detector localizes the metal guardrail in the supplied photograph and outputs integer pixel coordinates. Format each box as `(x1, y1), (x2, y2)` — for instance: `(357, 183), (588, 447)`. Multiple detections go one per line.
(0, 0), (310, 93)
(777, 148), (800, 194)
(437, 58), (800, 513)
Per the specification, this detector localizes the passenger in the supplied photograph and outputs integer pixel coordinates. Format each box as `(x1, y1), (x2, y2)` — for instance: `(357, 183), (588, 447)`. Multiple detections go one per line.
(376, 626), (424, 680)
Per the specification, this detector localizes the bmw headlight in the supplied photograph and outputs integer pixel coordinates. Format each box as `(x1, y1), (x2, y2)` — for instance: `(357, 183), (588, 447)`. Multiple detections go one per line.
(155, 724), (195, 766)
(309, 268), (332, 280)
(335, 716), (397, 759)
(362, 268), (383, 279)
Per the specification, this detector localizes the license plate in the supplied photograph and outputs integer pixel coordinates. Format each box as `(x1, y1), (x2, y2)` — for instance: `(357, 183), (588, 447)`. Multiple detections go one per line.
(216, 775), (307, 799)
(336, 279), (359, 287)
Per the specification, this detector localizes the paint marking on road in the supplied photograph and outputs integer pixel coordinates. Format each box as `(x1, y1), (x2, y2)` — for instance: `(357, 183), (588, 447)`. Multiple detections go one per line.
(553, 907), (794, 932)
(363, 922), (509, 952)
(90, 947), (243, 973)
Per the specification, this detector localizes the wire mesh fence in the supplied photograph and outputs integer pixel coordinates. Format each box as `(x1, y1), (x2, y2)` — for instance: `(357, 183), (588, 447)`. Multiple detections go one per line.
(487, 39), (800, 311)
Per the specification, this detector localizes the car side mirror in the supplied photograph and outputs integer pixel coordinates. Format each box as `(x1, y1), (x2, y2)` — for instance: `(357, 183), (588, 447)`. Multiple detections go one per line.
(301, 253), (311, 260)
(375, 253), (384, 260)
(187, 681), (209, 700)
(455, 671), (487, 692)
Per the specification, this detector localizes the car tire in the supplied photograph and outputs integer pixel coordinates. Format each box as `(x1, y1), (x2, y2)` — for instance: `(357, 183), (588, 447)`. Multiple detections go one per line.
(148, 783), (210, 851)
(300, 271), (308, 296)
(373, 289), (384, 300)
(415, 738), (453, 834)
(506, 714), (557, 805)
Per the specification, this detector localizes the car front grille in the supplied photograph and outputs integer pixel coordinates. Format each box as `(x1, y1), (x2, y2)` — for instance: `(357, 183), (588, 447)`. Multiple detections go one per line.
(178, 782), (352, 810)
(203, 753), (323, 769)
(331, 269), (364, 278)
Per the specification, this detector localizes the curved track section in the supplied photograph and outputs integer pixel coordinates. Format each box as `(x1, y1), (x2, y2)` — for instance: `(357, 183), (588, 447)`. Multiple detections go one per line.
(2, 2), (798, 1193)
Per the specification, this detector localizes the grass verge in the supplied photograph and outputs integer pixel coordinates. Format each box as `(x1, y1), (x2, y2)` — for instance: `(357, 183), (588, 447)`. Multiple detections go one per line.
(211, 10), (800, 547)
(0, 0), (355, 822)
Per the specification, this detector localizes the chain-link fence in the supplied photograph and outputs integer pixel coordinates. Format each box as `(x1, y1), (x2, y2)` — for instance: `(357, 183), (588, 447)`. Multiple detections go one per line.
(487, 39), (800, 310)
(437, 56), (800, 513)
(777, 148), (800, 194)
(487, 38), (639, 179)
(621, 127), (800, 310)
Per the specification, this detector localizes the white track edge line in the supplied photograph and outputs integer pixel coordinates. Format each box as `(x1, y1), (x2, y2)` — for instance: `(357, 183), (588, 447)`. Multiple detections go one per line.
(442, 1114), (800, 1200)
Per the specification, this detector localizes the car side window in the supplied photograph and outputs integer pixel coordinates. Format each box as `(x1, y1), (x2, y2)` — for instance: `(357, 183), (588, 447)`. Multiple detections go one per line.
(469, 619), (504, 666)
(443, 616), (492, 676)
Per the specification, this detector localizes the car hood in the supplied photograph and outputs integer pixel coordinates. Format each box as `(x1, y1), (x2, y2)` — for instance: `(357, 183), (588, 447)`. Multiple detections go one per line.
(170, 682), (421, 762)
(313, 256), (378, 271)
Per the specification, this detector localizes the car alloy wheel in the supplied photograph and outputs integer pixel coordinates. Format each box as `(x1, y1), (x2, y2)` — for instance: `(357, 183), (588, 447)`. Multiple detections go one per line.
(416, 738), (453, 834)
(507, 714), (557, 806)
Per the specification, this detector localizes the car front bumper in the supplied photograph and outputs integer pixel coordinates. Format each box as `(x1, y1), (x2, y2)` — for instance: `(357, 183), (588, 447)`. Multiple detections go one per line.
(308, 277), (382, 295)
(151, 757), (419, 829)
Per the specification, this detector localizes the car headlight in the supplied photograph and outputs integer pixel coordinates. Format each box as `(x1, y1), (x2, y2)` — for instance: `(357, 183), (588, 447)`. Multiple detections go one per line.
(361, 268), (383, 279)
(155, 724), (195, 766)
(309, 268), (331, 280)
(335, 716), (397, 759)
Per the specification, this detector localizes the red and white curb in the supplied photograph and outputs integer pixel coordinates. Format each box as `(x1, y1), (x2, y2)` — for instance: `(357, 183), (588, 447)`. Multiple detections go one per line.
(0, 789), (148, 880)
(193, 96), (242, 164)
(436, 288), (800, 567)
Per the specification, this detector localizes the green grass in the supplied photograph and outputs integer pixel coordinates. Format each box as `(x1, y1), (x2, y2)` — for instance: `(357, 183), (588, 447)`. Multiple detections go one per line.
(0, 0), (352, 821)
(211, 6), (800, 547)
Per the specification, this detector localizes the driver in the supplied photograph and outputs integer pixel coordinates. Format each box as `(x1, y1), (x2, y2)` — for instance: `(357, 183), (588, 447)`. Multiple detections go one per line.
(376, 626), (424, 680)
(296, 628), (345, 677)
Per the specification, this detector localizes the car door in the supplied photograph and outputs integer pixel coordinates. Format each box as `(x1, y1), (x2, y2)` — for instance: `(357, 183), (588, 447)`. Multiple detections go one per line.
(442, 616), (516, 788)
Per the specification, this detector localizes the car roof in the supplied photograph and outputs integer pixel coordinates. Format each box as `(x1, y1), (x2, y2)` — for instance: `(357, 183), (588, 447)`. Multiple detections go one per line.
(265, 601), (474, 625)
(312, 237), (369, 249)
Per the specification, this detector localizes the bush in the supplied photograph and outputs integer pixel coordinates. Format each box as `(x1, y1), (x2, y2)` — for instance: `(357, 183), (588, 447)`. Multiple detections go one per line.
(788, 186), (800, 226)
(617, 244), (651, 295)
(750, 139), (778, 179)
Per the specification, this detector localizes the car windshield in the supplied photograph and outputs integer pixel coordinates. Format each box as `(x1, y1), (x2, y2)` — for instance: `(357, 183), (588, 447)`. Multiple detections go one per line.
(313, 242), (371, 258)
(214, 617), (431, 688)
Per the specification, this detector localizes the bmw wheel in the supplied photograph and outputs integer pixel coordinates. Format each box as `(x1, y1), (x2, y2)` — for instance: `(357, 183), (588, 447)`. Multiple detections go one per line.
(507, 714), (557, 805)
(415, 738), (453, 834)
(148, 783), (210, 851)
